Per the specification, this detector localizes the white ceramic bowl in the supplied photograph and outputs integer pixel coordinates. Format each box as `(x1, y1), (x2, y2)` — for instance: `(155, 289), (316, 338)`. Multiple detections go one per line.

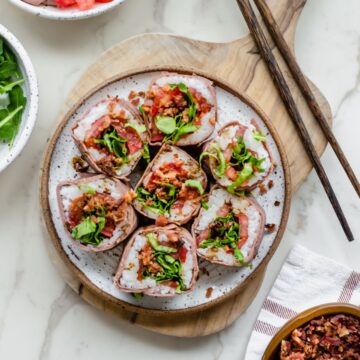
(8, 0), (126, 20)
(0, 25), (38, 173)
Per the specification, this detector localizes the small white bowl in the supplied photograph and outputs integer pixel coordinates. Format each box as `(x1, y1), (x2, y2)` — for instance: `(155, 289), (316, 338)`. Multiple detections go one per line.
(0, 25), (38, 173)
(8, 0), (126, 20)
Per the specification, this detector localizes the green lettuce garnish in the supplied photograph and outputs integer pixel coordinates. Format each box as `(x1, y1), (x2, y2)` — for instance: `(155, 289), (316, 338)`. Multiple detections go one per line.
(144, 232), (185, 292)
(71, 216), (106, 246)
(199, 212), (245, 265)
(155, 83), (199, 143)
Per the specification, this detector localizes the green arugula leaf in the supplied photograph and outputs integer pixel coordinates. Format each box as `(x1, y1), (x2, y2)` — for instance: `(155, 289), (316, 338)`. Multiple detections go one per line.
(229, 136), (265, 172)
(72, 217), (97, 240)
(0, 61), (17, 80)
(227, 163), (253, 194)
(201, 198), (209, 210)
(161, 182), (176, 197)
(71, 216), (106, 246)
(142, 142), (150, 164)
(0, 78), (24, 94)
(184, 179), (204, 195)
(158, 83), (198, 143)
(155, 115), (177, 134)
(0, 105), (23, 129)
(79, 185), (96, 195)
(136, 181), (179, 216)
(253, 130), (266, 142)
(199, 143), (226, 177)
(138, 105), (144, 115)
(177, 82), (195, 104)
(146, 233), (177, 253)
(94, 127), (128, 164)
(0, 39), (26, 146)
(199, 211), (246, 265)
(172, 123), (199, 143)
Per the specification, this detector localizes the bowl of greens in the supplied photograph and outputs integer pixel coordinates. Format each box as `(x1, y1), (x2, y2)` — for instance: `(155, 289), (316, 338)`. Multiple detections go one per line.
(0, 25), (38, 173)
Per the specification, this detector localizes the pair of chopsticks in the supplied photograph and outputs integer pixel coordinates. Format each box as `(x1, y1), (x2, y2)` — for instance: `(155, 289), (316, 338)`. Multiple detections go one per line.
(236, 0), (359, 241)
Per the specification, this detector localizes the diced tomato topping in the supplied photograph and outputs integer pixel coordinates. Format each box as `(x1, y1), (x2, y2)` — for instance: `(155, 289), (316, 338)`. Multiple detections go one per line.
(131, 98), (140, 107)
(226, 247), (235, 254)
(224, 146), (233, 162)
(100, 226), (114, 238)
(178, 246), (187, 262)
(226, 166), (238, 181)
(169, 281), (178, 289)
(235, 213), (249, 248)
(169, 86), (181, 97)
(76, 0), (95, 10)
(155, 215), (169, 226)
(121, 127), (142, 154)
(151, 105), (159, 117)
(96, 0), (113, 2)
(150, 133), (165, 142)
(196, 228), (210, 246)
(54, 0), (76, 7)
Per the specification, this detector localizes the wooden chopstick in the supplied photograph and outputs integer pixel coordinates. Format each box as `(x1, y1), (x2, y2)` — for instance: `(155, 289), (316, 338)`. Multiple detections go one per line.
(236, 0), (354, 241)
(254, 0), (360, 198)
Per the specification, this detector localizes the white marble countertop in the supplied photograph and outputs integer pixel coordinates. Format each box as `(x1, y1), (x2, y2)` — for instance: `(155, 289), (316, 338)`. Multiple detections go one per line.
(0, 0), (359, 359)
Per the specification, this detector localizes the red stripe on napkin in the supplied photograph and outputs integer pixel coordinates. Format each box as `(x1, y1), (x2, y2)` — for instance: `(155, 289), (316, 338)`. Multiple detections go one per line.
(254, 320), (280, 336)
(263, 299), (298, 319)
(337, 271), (360, 303)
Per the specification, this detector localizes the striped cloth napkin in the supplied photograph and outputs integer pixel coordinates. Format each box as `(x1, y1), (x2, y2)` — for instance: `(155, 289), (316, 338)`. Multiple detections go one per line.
(245, 244), (360, 360)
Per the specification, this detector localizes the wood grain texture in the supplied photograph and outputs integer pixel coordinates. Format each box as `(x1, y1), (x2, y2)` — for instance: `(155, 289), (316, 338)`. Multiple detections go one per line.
(42, 0), (333, 337)
(238, 0), (353, 241)
(254, 0), (360, 198)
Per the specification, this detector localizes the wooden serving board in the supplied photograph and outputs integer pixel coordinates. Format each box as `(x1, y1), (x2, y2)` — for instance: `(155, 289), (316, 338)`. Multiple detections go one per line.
(42, 0), (332, 337)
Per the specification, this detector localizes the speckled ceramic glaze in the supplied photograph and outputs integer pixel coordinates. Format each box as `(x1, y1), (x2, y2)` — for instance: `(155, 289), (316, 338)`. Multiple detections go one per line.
(0, 24), (38, 173)
(46, 71), (289, 311)
(8, 0), (126, 20)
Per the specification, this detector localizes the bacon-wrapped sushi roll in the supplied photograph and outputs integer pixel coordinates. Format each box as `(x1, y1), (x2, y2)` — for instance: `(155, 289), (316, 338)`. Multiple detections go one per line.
(57, 175), (137, 252)
(201, 120), (273, 192)
(192, 186), (265, 266)
(133, 144), (207, 225)
(141, 73), (216, 146)
(72, 97), (149, 179)
(113, 225), (198, 296)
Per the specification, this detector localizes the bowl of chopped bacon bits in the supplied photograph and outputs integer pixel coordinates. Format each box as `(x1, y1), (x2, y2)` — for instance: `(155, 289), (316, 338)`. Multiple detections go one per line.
(262, 303), (360, 360)
(8, 0), (126, 20)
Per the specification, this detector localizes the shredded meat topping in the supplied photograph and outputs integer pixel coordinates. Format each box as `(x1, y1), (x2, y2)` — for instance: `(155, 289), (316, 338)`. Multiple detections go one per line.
(280, 314), (360, 360)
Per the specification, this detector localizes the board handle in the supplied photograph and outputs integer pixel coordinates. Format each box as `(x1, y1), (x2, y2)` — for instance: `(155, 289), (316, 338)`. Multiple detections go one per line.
(230, 0), (306, 53)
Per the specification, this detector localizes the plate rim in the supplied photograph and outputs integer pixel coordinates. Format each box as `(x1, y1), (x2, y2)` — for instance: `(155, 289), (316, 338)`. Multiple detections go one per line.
(8, 0), (126, 20)
(40, 65), (291, 316)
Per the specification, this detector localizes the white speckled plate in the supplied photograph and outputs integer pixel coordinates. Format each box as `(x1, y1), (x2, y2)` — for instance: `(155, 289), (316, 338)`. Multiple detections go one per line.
(0, 24), (38, 174)
(42, 69), (291, 314)
(8, 0), (125, 21)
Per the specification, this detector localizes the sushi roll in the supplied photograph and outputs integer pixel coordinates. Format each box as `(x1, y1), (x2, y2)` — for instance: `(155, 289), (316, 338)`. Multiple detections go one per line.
(72, 97), (149, 179)
(57, 175), (137, 252)
(201, 120), (273, 192)
(113, 224), (199, 296)
(133, 144), (207, 225)
(192, 186), (265, 266)
(141, 73), (217, 146)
